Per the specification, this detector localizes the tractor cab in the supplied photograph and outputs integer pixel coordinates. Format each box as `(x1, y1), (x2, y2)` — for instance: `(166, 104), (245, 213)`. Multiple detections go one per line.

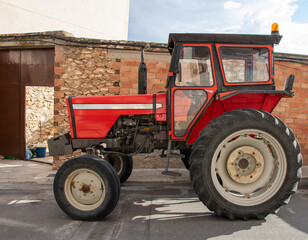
(165, 31), (292, 142)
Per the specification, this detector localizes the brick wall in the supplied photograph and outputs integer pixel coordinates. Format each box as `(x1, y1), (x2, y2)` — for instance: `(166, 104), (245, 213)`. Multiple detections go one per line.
(53, 48), (308, 167)
(117, 60), (170, 94)
(0, 32), (306, 166)
(272, 56), (308, 165)
(118, 56), (308, 166)
(52, 47), (171, 168)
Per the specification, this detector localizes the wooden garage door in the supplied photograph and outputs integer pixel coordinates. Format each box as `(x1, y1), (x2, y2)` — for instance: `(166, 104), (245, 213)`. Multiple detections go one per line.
(0, 49), (54, 159)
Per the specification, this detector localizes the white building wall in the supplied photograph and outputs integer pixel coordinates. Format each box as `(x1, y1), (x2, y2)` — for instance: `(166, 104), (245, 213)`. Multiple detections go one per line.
(0, 0), (130, 40)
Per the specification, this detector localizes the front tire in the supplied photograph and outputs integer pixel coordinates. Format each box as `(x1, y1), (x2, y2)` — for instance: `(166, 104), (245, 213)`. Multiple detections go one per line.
(53, 155), (120, 220)
(190, 109), (302, 220)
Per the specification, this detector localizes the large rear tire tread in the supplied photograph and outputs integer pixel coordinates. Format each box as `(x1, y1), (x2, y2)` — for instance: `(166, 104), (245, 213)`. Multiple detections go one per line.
(190, 109), (302, 220)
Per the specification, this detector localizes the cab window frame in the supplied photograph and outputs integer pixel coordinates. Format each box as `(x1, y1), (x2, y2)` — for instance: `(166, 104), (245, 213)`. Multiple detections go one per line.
(174, 44), (215, 88)
(216, 44), (273, 86)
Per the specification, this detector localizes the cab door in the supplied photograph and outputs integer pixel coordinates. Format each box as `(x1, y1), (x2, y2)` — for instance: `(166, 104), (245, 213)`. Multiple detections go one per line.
(170, 44), (217, 139)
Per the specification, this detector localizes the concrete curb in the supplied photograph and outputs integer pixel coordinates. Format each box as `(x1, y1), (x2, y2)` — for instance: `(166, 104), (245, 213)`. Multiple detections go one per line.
(127, 166), (308, 183)
(128, 168), (191, 183)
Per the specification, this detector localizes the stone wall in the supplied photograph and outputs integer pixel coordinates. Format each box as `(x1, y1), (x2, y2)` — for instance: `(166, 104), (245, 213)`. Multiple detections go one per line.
(108, 50), (170, 95)
(0, 32), (306, 166)
(53, 46), (308, 167)
(26, 86), (54, 147)
(52, 45), (171, 168)
(53, 46), (111, 138)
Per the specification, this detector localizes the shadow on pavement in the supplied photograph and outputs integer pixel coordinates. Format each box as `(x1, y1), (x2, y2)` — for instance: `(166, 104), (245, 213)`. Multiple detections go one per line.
(1, 161), (307, 240)
(112, 183), (265, 240)
(277, 179), (308, 235)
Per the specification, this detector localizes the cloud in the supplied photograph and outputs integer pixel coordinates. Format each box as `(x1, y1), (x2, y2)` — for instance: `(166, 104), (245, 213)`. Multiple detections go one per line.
(227, 0), (308, 54)
(224, 1), (242, 9)
(129, 0), (308, 55)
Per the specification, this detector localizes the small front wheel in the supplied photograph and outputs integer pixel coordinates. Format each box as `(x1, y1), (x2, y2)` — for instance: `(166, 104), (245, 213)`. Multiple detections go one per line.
(53, 155), (120, 220)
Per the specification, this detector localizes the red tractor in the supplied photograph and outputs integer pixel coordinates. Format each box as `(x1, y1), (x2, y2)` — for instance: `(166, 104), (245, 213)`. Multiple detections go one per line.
(49, 24), (302, 220)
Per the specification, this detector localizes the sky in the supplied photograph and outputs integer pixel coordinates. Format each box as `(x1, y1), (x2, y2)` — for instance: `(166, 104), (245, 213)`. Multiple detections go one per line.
(128, 0), (308, 55)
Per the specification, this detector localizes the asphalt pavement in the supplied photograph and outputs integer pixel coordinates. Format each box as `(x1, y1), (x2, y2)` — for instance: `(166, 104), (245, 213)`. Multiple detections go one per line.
(0, 160), (307, 240)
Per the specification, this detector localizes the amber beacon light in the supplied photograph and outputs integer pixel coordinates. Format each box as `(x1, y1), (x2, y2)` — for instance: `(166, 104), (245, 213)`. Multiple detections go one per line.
(271, 23), (279, 35)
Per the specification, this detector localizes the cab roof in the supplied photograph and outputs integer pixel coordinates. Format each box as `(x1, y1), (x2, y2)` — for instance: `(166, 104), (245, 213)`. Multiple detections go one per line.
(167, 33), (282, 54)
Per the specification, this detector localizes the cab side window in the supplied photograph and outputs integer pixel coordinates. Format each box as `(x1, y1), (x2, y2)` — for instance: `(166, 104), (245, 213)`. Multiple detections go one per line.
(219, 47), (270, 83)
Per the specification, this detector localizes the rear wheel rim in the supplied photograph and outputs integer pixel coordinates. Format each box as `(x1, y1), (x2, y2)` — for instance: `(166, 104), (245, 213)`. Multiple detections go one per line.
(211, 129), (287, 206)
(64, 168), (106, 211)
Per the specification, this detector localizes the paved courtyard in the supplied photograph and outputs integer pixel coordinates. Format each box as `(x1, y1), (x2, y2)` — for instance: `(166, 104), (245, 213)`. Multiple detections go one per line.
(0, 160), (307, 240)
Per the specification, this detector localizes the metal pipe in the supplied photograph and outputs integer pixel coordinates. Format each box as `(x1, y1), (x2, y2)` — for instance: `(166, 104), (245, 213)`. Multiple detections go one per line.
(138, 48), (147, 94)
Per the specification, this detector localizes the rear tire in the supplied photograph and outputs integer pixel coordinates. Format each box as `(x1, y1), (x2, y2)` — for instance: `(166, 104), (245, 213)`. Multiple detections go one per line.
(180, 150), (191, 170)
(104, 154), (133, 184)
(190, 109), (302, 220)
(53, 155), (120, 220)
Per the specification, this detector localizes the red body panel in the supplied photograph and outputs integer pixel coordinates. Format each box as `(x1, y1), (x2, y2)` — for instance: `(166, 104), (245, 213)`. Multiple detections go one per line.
(65, 41), (290, 145)
(67, 89), (286, 143)
(66, 98), (75, 138)
(186, 92), (288, 144)
(68, 93), (167, 139)
(170, 86), (217, 140)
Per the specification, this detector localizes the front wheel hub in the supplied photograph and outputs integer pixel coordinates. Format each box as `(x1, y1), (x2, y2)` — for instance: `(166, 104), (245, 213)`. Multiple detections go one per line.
(227, 146), (264, 184)
(65, 169), (106, 209)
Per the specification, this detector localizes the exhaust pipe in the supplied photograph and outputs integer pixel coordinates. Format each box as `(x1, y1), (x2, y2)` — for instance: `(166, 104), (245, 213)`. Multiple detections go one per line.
(138, 48), (147, 94)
